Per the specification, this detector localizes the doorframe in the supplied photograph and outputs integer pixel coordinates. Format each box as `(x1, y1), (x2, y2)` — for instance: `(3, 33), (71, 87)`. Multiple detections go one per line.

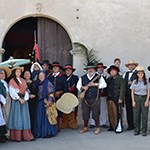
(1, 14), (73, 63)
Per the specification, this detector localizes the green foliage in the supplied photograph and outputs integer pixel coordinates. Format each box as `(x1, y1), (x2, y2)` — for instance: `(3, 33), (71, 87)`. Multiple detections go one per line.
(72, 42), (100, 66)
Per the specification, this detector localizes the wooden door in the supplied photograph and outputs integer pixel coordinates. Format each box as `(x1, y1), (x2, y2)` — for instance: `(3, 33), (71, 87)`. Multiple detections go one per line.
(37, 17), (72, 66)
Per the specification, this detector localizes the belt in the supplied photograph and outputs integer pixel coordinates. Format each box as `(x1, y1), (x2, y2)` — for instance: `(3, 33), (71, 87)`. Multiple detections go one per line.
(134, 94), (147, 98)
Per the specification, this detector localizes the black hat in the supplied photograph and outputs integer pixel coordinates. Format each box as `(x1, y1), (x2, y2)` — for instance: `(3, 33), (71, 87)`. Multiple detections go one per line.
(107, 65), (120, 74)
(41, 60), (51, 65)
(63, 64), (76, 72)
(52, 61), (63, 69)
(97, 63), (107, 69)
(84, 62), (96, 70)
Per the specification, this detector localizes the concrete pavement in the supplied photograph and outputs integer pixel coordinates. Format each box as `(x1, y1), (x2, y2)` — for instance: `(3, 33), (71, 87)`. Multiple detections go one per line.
(1, 106), (150, 150)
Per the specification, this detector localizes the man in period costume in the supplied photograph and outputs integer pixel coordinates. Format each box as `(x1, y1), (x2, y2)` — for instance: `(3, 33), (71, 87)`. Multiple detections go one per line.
(107, 65), (126, 132)
(89, 63), (109, 128)
(48, 61), (67, 131)
(77, 62), (107, 135)
(41, 60), (52, 77)
(123, 60), (138, 130)
(62, 64), (79, 129)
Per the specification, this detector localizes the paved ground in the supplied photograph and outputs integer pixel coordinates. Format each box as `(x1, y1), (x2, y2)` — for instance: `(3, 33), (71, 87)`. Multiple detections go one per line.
(1, 127), (150, 150)
(1, 107), (150, 150)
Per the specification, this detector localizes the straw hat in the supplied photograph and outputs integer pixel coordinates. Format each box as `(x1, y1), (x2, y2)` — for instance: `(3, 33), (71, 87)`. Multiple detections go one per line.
(0, 66), (12, 78)
(11, 66), (24, 72)
(135, 66), (144, 72)
(56, 93), (79, 114)
(125, 60), (138, 67)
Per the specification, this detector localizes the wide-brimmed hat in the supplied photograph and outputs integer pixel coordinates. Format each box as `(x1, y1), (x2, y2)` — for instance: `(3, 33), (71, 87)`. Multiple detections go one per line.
(52, 61), (63, 69)
(63, 64), (76, 72)
(56, 93), (79, 114)
(125, 60), (138, 67)
(0, 66), (12, 78)
(97, 63), (107, 69)
(84, 62), (96, 70)
(107, 65), (120, 74)
(11, 66), (24, 72)
(41, 60), (51, 66)
(136, 66), (144, 72)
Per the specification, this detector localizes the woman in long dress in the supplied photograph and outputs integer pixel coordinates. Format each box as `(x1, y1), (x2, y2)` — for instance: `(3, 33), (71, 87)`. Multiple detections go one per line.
(0, 66), (11, 143)
(23, 70), (37, 134)
(0, 66), (12, 124)
(33, 71), (58, 138)
(8, 66), (34, 142)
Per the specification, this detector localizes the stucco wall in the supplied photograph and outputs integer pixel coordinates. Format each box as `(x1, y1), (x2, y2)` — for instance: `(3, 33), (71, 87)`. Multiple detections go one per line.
(0, 0), (150, 76)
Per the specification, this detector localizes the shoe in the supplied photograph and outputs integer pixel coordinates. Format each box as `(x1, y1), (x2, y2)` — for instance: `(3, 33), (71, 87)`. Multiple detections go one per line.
(142, 133), (147, 136)
(79, 127), (89, 133)
(0, 139), (6, 143)
(89, 125), (95, 129)
(108, 128), (114, 131)
(94, 128), (100, 135)
(100, 125), (109, 128)
(127, 127), (134, 131)
(134, 131), (140, 136)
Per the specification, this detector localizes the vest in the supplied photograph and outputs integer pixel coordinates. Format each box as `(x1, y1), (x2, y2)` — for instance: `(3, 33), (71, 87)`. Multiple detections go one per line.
(0, 81), (6, 98)
(124, 71), (136, 88)
(81, 74), (99, 100)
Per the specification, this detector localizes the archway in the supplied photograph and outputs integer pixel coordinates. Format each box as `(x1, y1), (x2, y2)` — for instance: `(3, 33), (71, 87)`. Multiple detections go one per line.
(2, 17), (72, 66)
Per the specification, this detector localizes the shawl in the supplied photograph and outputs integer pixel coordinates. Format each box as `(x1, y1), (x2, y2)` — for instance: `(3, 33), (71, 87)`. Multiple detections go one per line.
(9, 77), (27, 95)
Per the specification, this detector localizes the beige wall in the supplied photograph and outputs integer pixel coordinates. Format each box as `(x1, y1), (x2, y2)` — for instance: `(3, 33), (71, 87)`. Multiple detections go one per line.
(0, 0), (150, 76)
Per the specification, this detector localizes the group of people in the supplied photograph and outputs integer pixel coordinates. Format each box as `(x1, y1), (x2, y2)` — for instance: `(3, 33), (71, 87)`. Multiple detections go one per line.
(0, 58), (150, 143)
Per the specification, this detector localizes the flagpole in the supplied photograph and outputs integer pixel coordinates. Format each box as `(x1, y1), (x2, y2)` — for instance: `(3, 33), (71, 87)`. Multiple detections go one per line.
(33, 30), (37, 62)
(34, 30), (37, 44)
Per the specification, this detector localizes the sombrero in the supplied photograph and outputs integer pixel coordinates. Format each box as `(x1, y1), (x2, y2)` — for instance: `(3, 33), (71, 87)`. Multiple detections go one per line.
(11, 66), (24, 72)
(56, 93), (79, 114)
(0, 66), (12, 78)
(125, 60), (138, 67)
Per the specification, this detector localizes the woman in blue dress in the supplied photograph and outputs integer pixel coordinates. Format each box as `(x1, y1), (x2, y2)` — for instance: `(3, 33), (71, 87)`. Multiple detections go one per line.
(33, 71), (58, 138)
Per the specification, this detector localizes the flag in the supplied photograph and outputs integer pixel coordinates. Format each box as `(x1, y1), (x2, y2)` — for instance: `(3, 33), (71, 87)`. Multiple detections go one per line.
(33, 43), (40, 62)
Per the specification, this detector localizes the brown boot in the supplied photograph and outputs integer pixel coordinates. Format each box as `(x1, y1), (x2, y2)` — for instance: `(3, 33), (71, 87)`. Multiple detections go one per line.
(68, 112), (78, 129)
(57, 117), (62, 132)
(61, 114), (69, 129)
(79, 127), (89, 134)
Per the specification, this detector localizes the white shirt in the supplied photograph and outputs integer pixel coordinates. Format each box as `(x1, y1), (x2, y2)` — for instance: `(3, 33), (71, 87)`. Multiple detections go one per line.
(52, 72), (60, 77)
(123, 70), (136, 81)
(77, 73), (107, 91)
(9, 86), (29, 101)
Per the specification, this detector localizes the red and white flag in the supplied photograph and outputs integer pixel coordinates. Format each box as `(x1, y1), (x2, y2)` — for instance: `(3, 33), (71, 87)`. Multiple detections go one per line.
(33, 42), (40, 62)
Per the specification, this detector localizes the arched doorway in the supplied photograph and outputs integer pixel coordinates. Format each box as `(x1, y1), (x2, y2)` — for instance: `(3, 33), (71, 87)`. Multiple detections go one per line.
(2, 17), (72, 66)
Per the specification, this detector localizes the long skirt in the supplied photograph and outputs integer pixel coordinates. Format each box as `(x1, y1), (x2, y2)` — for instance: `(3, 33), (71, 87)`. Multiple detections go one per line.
(8, 100), (34, 141)
(33, 99), (58, 138)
